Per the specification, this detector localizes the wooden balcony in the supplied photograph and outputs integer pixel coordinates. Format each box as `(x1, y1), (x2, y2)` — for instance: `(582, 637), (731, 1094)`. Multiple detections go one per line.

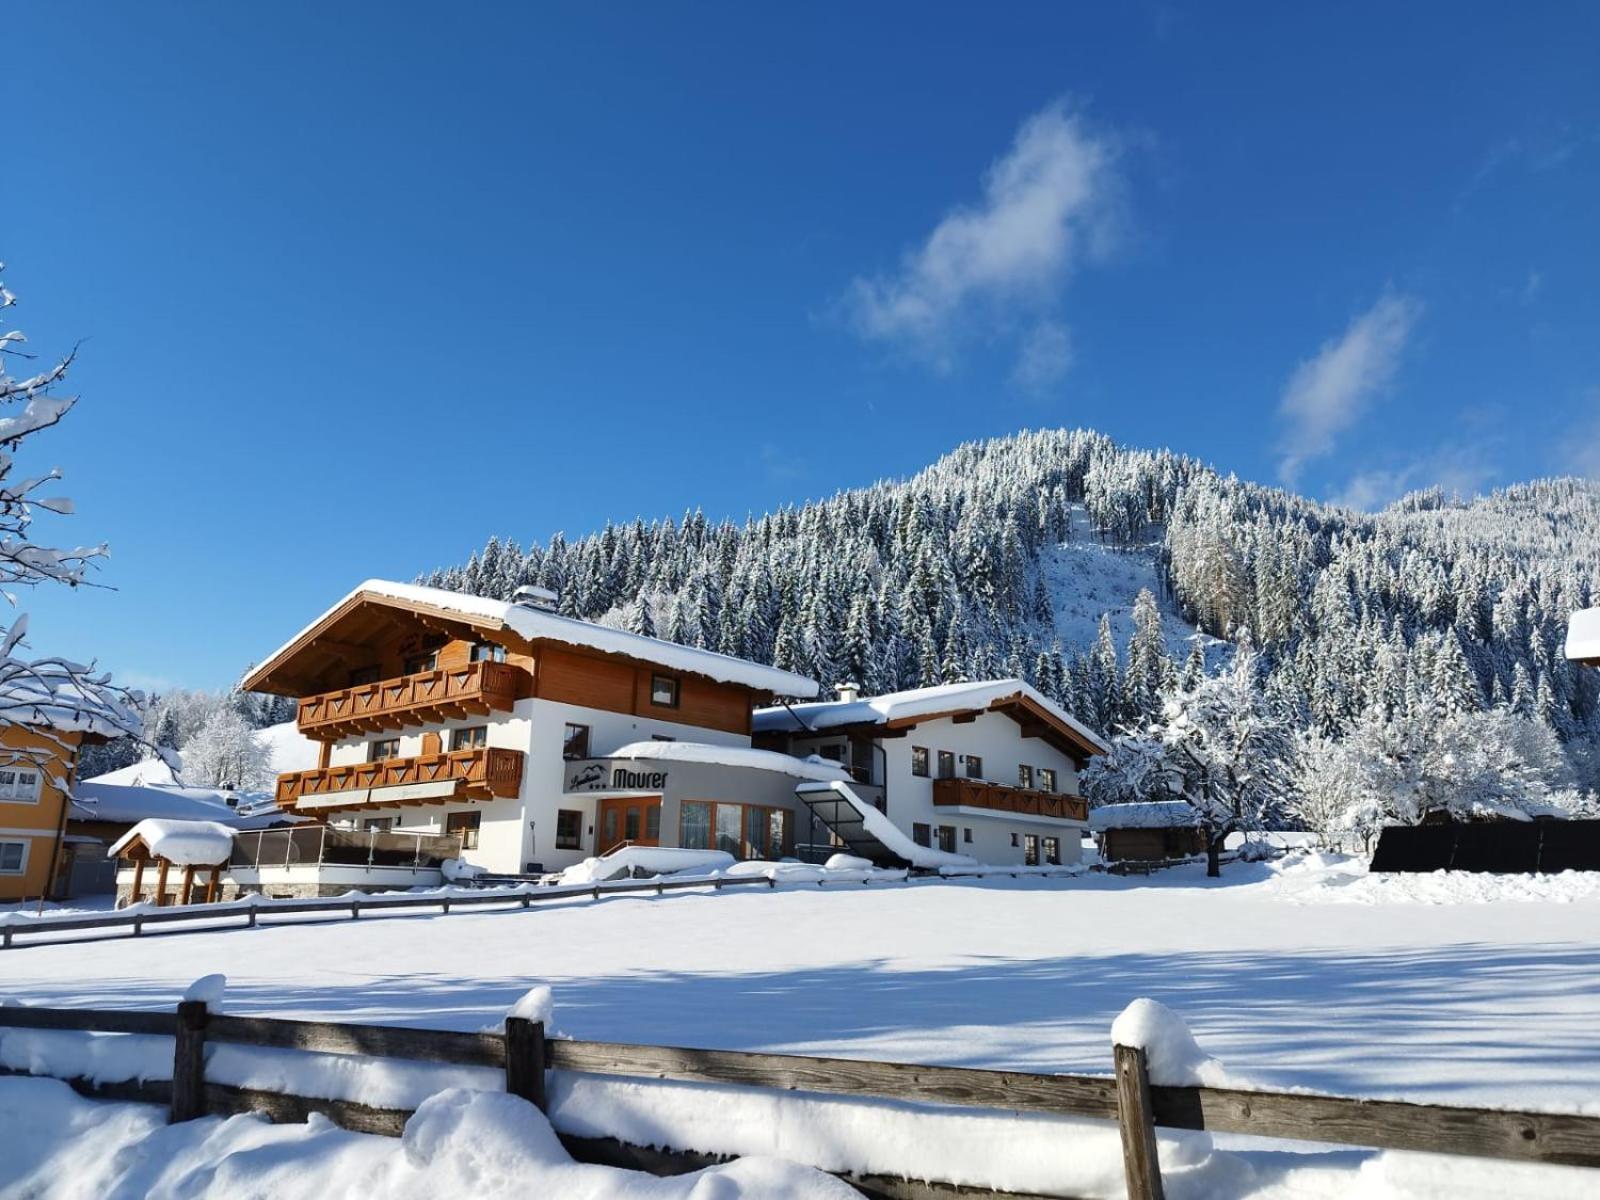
(932, 778), (1089, 822)
(275, 747), (525, 814)
(297, 660), (526, 741)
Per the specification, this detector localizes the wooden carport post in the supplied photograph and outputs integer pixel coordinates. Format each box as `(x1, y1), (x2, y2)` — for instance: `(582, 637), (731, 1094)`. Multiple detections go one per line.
(179, 865), (195, 906)
(155, 859), (170, 907)
(130, 857), (145, 905)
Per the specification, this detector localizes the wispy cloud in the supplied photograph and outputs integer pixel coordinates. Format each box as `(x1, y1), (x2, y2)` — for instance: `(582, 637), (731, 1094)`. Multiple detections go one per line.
(1011, 320), (1074, 392)
(1560, 388), (1600, 480)
(1331, 444), (1497, 512)
(841, 101), (1121, 385)
(1276, 292), (1422, 486)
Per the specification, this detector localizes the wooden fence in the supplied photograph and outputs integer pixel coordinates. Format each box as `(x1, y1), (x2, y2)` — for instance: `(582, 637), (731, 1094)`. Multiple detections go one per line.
(2, 1003), (1598, 1199)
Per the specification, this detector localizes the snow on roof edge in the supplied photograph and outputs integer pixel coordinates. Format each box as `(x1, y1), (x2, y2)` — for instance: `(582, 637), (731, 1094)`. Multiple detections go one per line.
(249, 579), (820, 698)
(753, 678), (1109, 753)
(606, 740), (853, 783)
(108, 818), (236, 865)
(1565, 608), (1600, 662)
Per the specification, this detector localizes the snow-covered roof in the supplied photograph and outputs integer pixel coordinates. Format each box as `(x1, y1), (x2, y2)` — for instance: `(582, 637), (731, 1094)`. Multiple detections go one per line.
(1088, 801), (1200, 831)
(108, 818), (236, 865)
(246, 580), (820, 698)
(72, 781), (284, 830)
(1565, 608), (1600, 663)
(606, 740), (853, 783)
(753, 678), (1109, 755)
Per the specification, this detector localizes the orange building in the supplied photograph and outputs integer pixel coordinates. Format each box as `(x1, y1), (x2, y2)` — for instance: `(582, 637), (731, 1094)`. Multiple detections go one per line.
(0, 722), (87, 903)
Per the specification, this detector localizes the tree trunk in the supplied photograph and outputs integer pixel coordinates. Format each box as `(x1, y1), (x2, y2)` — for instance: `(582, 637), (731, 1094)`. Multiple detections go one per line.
(1206, 834), (1223, 877)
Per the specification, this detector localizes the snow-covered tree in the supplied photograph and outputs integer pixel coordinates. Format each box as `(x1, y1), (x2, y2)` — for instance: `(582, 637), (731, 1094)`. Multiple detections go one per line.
(0, 263), (145, 776)
(182, 707), (273, 790)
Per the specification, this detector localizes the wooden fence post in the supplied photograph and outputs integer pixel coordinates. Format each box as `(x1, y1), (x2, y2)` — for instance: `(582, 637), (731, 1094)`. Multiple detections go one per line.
(171, 1000), (210, 1123)
(1113, 1043), (1165, 1200)
(504, 1017), (547, 1112)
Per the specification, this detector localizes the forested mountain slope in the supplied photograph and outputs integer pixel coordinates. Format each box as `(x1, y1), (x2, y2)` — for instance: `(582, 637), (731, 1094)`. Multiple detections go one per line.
(421, 430), (1600, 769)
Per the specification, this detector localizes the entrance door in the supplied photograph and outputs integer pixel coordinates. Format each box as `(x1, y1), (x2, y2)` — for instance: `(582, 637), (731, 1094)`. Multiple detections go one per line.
(597, 796), (662, 855)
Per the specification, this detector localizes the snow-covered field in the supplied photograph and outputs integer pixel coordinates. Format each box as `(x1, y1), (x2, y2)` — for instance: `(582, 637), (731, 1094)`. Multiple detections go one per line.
(4, 854), (1600, 1198)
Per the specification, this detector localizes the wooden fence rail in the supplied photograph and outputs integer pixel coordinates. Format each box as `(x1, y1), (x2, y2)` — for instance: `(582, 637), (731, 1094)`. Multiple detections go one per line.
(2, 1004), (1599, 1199)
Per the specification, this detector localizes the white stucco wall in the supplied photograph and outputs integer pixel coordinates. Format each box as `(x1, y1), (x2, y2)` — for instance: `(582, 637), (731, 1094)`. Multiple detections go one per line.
(785, 710), (1087, 866)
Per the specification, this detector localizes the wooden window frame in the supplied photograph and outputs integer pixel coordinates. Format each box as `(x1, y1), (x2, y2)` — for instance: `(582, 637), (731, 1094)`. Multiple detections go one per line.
(403, 651), (438, 676)
(449, 725), (488, 752)
(556, 809), (584, 850)
(446, 810), (481, 851)
(562, 723), (591, 760)
(964, 755), (983, 780)
(368, 738), (401, 763)
(650, 673), (680, 709)
(1017, 764), (1033, 789)
(1038, 767), (1057, 793)
(936, 750), (955, 780)
(911, 746), (929, 777)
(469, 641), (507, 663)
(0, 838), (28, 875)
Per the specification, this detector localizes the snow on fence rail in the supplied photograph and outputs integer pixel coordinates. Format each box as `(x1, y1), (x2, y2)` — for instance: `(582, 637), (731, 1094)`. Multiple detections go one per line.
(2, 1002), (1598, 1200)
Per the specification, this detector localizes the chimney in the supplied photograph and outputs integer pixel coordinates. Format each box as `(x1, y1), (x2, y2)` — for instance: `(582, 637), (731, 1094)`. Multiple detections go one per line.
(512, 584), (559, 612)
(834, 681), (861, 703)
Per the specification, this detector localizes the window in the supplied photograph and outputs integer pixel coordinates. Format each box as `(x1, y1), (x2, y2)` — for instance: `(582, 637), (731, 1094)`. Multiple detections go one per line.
(0, 767), (42, 803)
(714, 804), (742, 855)
(446, 811), (481, 850)
(912, 823), (932, 848)
(469, 642), (506, 663)
(911, 746), (929, 777)
(363, 817), (394, 832)
(964, 755), (983, 780)
(936, 750), (955, 779)
(1010, 832), (1020, 848)
(1018, 764), (1033, 789)
(963, 827), (973, 844)
(650, 674), (679, 708)
(681, 802), (711, 850)
(560, 723), (591, 760)
(450, 726), (488, 751)
(937, 825), (957, 853)
(404, 651), (438, 675)
(1038, 768), (1057, 793)
(0, 840), (26, 874)
(349, 665), (381, 687)
(1043, 836), (1061, 865)
(819, 744), (846, 762)
(1024, 834), (1040, 866)
(368, 738), (401, 762)
(555, 810), (584, 850)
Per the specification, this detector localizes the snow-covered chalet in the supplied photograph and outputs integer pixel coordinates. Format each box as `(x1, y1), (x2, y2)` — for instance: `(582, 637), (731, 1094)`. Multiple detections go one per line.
(238, 580), (1107, 889)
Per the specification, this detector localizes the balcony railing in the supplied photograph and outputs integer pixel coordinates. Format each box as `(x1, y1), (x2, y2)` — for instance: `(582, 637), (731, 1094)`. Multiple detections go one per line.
(275, 747), (525, 812)
(229, 826), (463, 870)
(297, 660), (526, 741)
(932, 778), (1089, 822)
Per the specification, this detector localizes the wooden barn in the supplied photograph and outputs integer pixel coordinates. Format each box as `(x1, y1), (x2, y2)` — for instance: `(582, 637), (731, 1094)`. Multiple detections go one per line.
(1089, 801), (1206, 863)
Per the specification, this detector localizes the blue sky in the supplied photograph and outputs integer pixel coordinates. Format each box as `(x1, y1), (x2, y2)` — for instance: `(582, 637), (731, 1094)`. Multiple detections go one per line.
(5, 3), (1598, 691)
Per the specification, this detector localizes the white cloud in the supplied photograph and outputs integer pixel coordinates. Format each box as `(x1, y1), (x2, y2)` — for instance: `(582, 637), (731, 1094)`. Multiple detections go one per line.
(1561, 388), (1600, 480)
(842, 101), (1120, 379)
(1011, 320), (1074, 392)
(1277, 292), (1422, 486)
(1330, 445), (1497, 512)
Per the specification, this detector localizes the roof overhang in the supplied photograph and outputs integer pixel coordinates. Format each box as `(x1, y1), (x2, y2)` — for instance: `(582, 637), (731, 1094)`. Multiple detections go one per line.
(242, 590), (504, 696)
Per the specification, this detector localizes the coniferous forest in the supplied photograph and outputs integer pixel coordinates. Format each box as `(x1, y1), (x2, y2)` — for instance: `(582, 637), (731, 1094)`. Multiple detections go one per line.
(422, 429), (1600, 838)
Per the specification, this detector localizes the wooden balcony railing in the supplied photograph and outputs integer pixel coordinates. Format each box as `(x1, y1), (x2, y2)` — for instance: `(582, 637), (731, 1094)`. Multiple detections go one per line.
(932, 778), (1089, 822)
(275, 747), (525, 813)
(297, 661), (526, 740)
